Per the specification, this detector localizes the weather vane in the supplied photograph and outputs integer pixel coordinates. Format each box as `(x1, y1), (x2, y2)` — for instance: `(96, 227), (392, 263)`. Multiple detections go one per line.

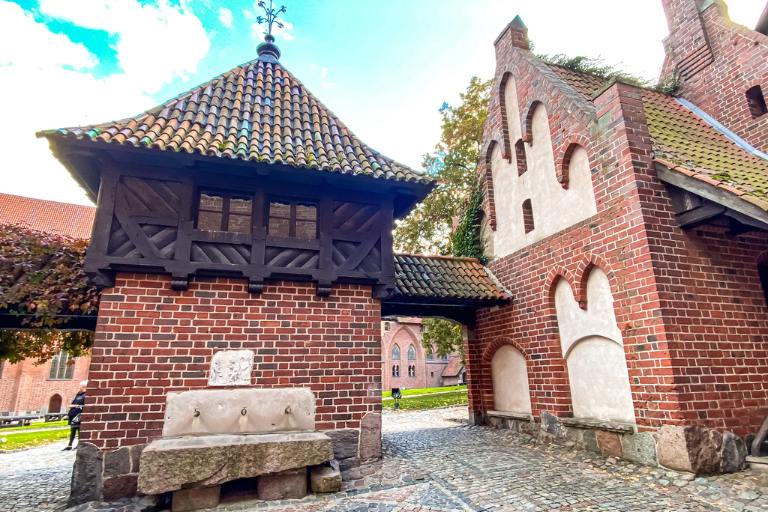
(256, 0), (287, 40)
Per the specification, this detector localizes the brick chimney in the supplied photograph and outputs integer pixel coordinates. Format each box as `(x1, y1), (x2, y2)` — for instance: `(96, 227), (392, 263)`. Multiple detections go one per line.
(659, 0), (768, 152)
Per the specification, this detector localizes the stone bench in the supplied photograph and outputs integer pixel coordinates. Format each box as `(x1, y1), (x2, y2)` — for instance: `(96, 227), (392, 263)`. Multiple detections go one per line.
(137, 388), (341, 511)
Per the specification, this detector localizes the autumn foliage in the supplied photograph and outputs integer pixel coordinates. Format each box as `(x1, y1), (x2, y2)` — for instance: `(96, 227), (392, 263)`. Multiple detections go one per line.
(0, 224), (99, 362)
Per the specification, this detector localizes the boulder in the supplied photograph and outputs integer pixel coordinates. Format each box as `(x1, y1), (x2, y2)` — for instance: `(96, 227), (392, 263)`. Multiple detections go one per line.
(656, 425), (725, 475)
(310, 460), (342, 493)
(257, 468), (307, 500)
(68, 443), (103, 506)
(137, 431), (332, 495)
(596, 431), (623, 458)
(621, 431), (657, 466)
(720, 431), (747, 473)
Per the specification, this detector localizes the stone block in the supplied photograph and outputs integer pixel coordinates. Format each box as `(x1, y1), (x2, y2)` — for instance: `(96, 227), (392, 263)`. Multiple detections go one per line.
(596, 431), (623, 458)
(720, 432), (747, 473)
(68, 443), (103, 506)
(656, 425), (724, 475)
(621, 432), (657, 466)
(359, 412), (381, 460)
(130, 444), (145, 473)
(102, 474), (137, 501)
(103, 446), (131, 478)
(257, 468), (307, 500)
(138, 431), (332, 495)
(172, 486), (220, 512)
(325, 429), (359, 460)
(656, 426), (692, 473)
(539, 412), (566, 439)
(310, 460), (342, 493)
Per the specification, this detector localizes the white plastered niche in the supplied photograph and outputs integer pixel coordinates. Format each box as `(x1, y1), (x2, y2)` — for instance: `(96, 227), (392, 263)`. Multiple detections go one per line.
(488, 77), (597, 258)
(554, 268), (635, 423)
(491, 344), (532, 414)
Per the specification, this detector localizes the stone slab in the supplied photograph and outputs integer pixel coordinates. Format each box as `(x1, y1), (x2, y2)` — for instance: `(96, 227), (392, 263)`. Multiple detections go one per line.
(621, 431), (657, 466)
(310, 461), (342, 493)
(162, 387), (315, 437)
(68, 443), (103, 506)
(138, 431), (333, 495)
(257, 468), (307, 500)
(325, 429), (359, 460)
(596, 431), (623, 458)
(172, 486), (220, 512)
(103, 447), (131, 478)
(359, 413), (381, 460)
(208, 349), (253, 386)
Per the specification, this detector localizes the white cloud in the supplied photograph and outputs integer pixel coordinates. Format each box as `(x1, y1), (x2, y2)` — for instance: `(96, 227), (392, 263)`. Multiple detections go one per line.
(38, 0), (210, 93)
(273, 20), (294, 41)
(0, 0), (211, 205)
(308, 64), (335, 89)
(218, 7), (233, 28)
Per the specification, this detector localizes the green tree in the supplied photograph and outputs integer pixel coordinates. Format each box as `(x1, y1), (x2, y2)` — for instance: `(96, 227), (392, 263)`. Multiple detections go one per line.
(0, 224), (98, 362)
(421, 317), (464, 359)
(394, 76), (491, 255)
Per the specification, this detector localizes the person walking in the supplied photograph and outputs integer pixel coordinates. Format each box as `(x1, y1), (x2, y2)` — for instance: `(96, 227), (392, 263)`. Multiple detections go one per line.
(63, 381), (87, 451)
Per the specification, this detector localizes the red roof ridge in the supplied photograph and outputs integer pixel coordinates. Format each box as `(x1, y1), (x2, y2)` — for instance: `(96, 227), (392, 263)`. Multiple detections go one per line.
(394, 252), (482, 263)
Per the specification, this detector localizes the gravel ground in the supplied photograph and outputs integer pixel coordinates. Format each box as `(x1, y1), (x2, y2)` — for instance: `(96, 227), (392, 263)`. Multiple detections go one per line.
(4, 407), (768, 512)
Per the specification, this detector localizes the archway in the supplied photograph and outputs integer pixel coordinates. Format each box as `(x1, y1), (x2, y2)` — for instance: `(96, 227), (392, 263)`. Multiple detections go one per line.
(490, 345), (532, 414)
(48, 393), (63, 414)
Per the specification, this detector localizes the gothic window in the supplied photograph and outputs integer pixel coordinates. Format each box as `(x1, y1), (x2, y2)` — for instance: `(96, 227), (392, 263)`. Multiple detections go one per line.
(267, 201), (317, 239)
(407, 344), (416, 361)
(407, 365), (416, 377)
(197, 191), (253, 234)
(391, 344), (401, 360)
(49, 351), (74, 380)
(515, 139), (527, 176)
(383, 321), (390, 331)
(522, 199), (534, 233)
(746, 86), (767, 118)
(392, 364), (400, 377)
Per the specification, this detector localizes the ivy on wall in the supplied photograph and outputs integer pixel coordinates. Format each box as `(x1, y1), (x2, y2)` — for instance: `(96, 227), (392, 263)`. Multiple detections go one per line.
(450, 180), (486, 263)
(0, 224), (98, 362)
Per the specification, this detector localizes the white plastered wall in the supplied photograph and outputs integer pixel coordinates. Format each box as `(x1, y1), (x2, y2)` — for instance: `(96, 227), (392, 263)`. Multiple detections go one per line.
(489, 78), (597, 258)
(554, 268), (635, 423)
(491, 345), (532, 414)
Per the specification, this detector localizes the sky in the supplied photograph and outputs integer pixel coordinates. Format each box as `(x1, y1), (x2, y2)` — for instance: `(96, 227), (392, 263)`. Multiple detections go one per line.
(0, 0), (765, 206)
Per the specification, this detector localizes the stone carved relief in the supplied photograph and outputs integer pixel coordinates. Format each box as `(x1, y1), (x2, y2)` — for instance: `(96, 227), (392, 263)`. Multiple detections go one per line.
(208, 349), (254, 386)
(555, 268), (635, 423)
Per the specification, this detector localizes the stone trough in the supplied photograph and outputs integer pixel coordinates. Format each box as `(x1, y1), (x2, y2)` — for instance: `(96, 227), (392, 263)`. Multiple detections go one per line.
(137, 388), (341, 512)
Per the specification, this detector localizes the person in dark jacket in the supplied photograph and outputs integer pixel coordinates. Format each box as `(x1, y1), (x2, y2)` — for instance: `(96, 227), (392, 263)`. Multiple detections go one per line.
(63, 381), (87, 451)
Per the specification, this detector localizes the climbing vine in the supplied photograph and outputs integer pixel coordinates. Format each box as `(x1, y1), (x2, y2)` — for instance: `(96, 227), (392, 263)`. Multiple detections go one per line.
(450, 180), (485, 263)
(0, 224), (99, 362)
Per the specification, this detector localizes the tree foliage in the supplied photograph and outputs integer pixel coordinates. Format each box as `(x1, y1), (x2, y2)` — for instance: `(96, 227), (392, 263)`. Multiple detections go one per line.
(394, 76), (491, 255)
(0, 224), (99, 363)
(421, 317), (464, 359)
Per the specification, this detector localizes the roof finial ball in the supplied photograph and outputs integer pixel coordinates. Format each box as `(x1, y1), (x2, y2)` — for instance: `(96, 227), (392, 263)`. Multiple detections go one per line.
(256, 0), (287, 62)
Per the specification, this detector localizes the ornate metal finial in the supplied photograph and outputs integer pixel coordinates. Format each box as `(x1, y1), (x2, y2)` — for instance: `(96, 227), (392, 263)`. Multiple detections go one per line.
(255, 0), (287, 62)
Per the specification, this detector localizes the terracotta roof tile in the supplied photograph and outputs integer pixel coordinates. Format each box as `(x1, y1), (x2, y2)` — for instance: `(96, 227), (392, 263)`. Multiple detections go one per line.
(547, 64), (610, 99)
(441, 355), (464, 377)
(641, 90), (768, 210)
(0, 193), (95, 239)
(40, 59), (430, 186)
(392, 254), (509, 302)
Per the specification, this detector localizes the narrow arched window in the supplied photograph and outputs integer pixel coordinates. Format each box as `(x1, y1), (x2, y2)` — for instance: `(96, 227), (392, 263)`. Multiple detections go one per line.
(407, 344), (416, 361)
(522, 199), (534, 233)
(515, 139), (527, 176)
(746, 86), (767, 118)
(391, 344), (401, 360)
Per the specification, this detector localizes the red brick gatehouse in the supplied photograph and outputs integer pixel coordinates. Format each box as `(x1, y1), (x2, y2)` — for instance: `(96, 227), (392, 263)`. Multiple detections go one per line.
(468, 0), (768, 473)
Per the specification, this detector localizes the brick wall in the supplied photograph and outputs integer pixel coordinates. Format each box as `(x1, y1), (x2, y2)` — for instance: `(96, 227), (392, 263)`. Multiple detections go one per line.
(82, 273), (382, 450)
(0, 355), (89, 414)
(661, 0), (768, 152)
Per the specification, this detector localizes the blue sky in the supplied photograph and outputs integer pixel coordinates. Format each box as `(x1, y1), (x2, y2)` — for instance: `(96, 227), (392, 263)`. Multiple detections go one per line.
(1, 0), (765, 205)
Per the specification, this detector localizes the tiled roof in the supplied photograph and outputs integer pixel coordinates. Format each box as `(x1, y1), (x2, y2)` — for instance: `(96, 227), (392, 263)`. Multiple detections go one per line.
(441, 356), (464, 378)
(0, 193), (95, 239)
(641, 90), (768, 210)
(392, 254), (508, 302)
(40, 59), (430, 186)
(547, 64), (610, 99)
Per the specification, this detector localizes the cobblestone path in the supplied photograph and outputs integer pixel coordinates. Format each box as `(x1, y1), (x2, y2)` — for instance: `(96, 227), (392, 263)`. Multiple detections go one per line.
(0, 439), (74, 511)
(4, 408), (768, 512)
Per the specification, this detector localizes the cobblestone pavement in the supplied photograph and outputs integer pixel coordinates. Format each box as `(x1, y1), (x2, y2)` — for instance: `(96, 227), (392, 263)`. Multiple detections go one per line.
(0, 439), (74, 511)
(5, 408), (768, 512)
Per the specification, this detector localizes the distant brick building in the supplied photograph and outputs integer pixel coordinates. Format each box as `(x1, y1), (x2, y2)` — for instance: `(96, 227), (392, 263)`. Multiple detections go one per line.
(468, 0), (768, 473)
(380, 317), (464, 391)
(0, 193), (95, 415)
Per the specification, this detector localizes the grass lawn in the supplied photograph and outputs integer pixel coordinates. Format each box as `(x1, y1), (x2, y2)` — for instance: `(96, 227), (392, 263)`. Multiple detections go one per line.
(0, 419), (68, 433)
(382, 389), (468, 410)
(0, 426), (70, 451)
(382, 384), (467, 398)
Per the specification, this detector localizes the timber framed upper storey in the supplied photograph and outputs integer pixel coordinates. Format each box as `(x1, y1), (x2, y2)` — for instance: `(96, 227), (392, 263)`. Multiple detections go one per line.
(39, 55), (433, 296)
